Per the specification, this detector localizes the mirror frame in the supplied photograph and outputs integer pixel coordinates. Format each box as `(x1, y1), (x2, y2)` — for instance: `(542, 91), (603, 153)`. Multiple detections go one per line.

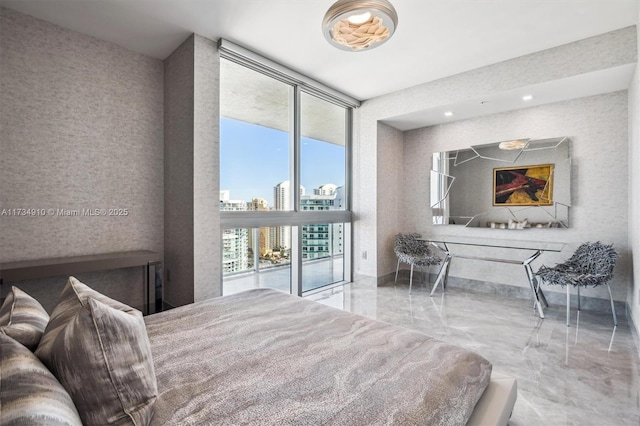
(430, 137), (571, 229)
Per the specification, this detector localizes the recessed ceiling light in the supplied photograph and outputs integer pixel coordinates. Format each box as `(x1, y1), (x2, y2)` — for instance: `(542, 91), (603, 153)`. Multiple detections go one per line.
(444, 111), (453, 117)
(522, 95), (533, 101)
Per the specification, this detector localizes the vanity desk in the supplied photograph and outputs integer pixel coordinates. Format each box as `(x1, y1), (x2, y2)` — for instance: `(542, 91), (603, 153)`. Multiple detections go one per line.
(423, 236), (565, 318)
(427, 136), (572, 318)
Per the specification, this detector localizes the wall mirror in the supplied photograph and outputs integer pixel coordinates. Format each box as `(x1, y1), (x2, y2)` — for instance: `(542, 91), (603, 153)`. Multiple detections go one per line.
(430, 137), (571, 228)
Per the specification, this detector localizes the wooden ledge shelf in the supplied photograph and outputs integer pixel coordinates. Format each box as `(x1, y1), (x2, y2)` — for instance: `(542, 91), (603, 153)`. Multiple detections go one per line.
(0, 251), (162, 315)
(0, 251), (161, 282)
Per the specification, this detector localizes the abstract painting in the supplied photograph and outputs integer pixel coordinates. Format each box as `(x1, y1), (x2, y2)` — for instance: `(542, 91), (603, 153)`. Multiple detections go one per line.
(493, 164), (554, 206)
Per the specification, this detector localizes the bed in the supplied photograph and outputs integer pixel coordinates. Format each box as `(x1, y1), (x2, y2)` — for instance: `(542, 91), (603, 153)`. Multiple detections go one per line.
(1, 279), (516, 425)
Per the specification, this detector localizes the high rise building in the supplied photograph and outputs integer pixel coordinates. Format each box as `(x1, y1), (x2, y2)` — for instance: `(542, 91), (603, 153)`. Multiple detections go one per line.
(273, 181), (305, 249)
(314, 183), (338, 196)
(301, 184), (344, 260)
(220, 192), (248, 273)
(248, 198), (269, 211)
(273, 181), (306, 210)
(247, 198), (274, 256)
(257, 227), (272, 257)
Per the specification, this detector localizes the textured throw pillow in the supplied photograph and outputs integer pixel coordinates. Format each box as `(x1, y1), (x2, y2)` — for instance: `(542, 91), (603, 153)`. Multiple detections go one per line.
(0, 286), (50, 351)
(48, 297), (157, 426)
(0, 333), (83, 426)
(36, 276), (136, 368)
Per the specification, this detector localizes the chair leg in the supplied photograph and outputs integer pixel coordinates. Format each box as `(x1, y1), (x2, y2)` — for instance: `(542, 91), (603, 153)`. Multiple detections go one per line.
(607, 283), (618, 327)
(394, 259), (400, 284)
(409, 264), (414, 295)
(566, 286), (571, 327)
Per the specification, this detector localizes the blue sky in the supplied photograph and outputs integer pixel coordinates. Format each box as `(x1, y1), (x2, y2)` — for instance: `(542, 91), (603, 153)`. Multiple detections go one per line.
(220, 117), (345, 205)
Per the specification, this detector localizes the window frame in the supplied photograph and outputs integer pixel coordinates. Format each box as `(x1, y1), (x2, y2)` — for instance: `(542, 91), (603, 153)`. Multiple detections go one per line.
(219, 40), (357, 297)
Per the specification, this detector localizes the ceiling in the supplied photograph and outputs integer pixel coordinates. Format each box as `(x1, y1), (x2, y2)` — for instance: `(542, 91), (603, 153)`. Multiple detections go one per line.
(3, 0), (638, 103)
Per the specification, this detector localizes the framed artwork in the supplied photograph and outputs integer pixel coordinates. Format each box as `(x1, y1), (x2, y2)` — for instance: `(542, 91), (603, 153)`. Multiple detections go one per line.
(493, 164), (554, 206)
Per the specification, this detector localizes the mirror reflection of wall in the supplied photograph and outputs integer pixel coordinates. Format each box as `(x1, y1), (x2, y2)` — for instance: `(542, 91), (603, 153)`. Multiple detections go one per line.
(431, 137), (571, 228)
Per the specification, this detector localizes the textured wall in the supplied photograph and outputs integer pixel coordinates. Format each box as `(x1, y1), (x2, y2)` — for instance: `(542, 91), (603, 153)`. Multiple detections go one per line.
(403, 92), (629, 302)
(628, 19), (640, 334)
(0, 8), (163, 308)
(163, 34), (221, 307)
(193, 35), (221, 302)
(376, 122), (404, 280)
(357, 26), (637, 279)
(164, 36), (195, 307)
(352, 109), (378, 277)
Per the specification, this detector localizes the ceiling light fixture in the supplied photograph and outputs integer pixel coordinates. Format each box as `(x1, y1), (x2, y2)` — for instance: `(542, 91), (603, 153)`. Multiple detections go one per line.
(522, 95), (533, 101)
(322, 0), (398, 52)
(498, 139), (529, 150)
(444, 111), (453, 117)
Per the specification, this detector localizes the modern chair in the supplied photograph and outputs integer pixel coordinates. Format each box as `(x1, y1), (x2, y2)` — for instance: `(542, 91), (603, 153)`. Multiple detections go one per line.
(394, 233), (442, 295)
(536, 241), (618, 327)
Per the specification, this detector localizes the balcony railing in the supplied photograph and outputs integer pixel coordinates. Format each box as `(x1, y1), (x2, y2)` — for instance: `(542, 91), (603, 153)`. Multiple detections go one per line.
(223, 254), (344, 295)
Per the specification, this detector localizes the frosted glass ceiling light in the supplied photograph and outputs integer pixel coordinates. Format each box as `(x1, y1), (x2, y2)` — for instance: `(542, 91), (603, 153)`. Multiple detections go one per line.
(498, 139), (529, 150)
(348, 11), (372, 24)
(323, 0), (398, 51)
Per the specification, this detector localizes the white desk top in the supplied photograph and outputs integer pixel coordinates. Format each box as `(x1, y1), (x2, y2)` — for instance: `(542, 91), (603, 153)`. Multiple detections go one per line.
(422, 236), (565, 252)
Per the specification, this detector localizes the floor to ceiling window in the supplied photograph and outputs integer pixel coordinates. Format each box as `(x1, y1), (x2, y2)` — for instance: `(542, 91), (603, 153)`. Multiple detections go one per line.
(218, 40), (357, 296)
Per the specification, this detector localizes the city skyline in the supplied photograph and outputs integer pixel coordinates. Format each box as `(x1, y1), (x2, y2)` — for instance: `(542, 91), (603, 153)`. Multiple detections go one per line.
(220, 183), (344, 275)
(220, 117), (345, 204)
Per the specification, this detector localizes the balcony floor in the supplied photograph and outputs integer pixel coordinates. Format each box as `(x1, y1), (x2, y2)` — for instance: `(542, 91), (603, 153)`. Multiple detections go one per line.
(223, 255), (344, 295)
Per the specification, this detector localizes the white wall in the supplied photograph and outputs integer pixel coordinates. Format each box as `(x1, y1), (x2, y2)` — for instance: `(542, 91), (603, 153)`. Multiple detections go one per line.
(404, 92), (629, 302)
(355, 25), (637, 283)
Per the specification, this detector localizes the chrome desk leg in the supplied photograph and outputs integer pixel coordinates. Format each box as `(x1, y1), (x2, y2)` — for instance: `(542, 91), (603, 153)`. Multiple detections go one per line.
(538, 283), (549, 308)
(532, 276), (549, 309)
(409, 264), (415, 295)
(429, 242), (451, 297)
(443, 259), (451, 289)
(524, 250), (545, 319)
(566, 286), (571, 326)
(607, 283), (618, 326)
(394, 258), (400, 283)
(430, 254), (451, 297)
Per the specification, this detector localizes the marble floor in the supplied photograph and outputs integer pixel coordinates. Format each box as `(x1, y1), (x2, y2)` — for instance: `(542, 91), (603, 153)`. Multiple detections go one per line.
(308, 278), (640, 425)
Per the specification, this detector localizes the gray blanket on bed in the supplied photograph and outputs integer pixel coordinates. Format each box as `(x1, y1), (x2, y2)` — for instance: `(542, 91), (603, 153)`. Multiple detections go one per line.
(144, 289), (491, 425)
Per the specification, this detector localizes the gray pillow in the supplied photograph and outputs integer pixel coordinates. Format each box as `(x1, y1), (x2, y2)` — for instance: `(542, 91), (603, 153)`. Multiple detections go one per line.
(0, 286), (50, 351)
(36, 276), (136, 368)
(0, 333), (82, 426)
(48, 297), (157, 426)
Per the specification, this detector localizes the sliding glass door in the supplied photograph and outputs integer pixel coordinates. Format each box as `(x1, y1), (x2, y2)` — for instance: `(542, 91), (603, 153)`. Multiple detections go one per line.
(218, 43), (355, 296)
